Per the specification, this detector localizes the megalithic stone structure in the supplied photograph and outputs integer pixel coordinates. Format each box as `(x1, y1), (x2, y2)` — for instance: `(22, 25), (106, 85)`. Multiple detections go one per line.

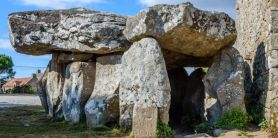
(7, 2), (257, 137)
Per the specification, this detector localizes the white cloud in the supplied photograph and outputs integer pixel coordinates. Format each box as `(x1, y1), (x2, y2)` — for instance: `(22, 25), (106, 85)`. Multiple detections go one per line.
(0, 39), (13, 50)
(20, 0), (106, 9)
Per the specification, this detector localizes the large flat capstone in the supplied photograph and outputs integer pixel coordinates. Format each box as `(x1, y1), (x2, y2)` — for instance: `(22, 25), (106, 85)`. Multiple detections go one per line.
(124, 2), (236, 58)
(8, 8), (130, 55)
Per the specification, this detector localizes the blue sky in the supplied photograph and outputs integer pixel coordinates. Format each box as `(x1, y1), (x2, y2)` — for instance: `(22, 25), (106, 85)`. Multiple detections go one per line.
(0, 0), (236, 78)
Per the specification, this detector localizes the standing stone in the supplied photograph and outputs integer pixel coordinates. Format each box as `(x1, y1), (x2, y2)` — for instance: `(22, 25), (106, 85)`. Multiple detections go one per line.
(124, 2), (236, 58)
(63, 61), (96, 123)
(85, 55), (122, 126)
(203, 47), (246, 123)
(38, 65), (49, 113)
(132, 105), (158, 138)
(120, 38), (171, 129)
(46, 53), (66, 120)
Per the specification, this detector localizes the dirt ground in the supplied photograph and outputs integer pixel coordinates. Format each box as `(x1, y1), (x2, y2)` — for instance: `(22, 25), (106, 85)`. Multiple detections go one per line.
(218, 130), (270, 138)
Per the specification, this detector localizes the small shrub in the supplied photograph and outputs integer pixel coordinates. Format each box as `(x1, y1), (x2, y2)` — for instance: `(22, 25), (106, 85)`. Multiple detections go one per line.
(258, 118), (267, 130)
(156, 122), (174, 138)
(194, 122), (213, 134)
(216, 107), (251, 130)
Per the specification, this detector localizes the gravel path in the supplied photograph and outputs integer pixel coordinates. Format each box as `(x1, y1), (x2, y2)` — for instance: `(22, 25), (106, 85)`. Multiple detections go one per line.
(0, 95), (41, 108)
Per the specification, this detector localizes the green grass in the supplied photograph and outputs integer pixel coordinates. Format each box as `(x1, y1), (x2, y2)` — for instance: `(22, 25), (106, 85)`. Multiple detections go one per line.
(156, 122), (174, 138)
(215, 107), (251, 130)
(0, 106), (128, 137)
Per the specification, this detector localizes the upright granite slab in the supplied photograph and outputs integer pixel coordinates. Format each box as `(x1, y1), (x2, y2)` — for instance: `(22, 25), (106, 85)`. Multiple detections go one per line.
(120, 38), (171, 129)
(85, 55), (122, 126)
(37, 65), (49, 113)
(46, 53), (66, 120)
(63, 61), (96, 123)
(203, 47), (245, 123)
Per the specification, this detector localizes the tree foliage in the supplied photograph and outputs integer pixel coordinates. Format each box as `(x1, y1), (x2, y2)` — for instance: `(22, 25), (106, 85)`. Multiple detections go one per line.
(0, 54), (15, 80)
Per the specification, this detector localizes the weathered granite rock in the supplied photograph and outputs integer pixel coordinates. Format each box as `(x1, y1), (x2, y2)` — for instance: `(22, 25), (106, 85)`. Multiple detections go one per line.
(8, 8), (130, 55)
(63, 61), (96, 123)
(38, 65), (49, 113)
(46, 53), (66, 120)
(85, 55), (122, 126)
(124, 2), (236, 57)
(132, 105), (158, 138)
(203, 47), (246, 123)
(120, 38), (171, 129)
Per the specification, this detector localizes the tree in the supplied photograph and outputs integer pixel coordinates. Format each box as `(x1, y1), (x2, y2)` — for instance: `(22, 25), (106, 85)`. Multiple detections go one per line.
(0, 54), (15, 80)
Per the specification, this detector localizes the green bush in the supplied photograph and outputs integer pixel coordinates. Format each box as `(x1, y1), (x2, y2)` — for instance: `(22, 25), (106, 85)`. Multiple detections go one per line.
(258, 118), (267, 130)
(156, 122), (174, 138)
(216, 107), (251, 130)
(194, 122), (213, 134)
(11, 85), (35, 94)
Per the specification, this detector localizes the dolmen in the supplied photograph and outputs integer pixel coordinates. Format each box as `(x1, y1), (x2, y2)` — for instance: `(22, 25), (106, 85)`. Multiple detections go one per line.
(8, 2), (245, 137)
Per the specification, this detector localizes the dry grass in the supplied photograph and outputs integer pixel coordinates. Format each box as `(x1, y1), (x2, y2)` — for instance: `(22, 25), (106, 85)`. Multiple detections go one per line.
(0, 106), (128, 138)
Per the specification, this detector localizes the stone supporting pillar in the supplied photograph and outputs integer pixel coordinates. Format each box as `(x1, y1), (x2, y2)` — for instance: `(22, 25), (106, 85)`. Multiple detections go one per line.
(63, 61), (96, 123)
(46, 53), (66, 120)
(85, 55), (122, 126)
(120, 38), (171, 134)
(203, 47), (246, 123)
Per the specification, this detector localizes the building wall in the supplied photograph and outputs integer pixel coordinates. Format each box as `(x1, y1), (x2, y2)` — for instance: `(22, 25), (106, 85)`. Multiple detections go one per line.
(236, 0), (278, 128)
(27, 77), (39, 93)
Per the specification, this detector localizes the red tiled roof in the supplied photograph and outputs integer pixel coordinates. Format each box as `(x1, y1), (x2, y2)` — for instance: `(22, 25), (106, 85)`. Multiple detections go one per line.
(3, 78), (32, 88)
